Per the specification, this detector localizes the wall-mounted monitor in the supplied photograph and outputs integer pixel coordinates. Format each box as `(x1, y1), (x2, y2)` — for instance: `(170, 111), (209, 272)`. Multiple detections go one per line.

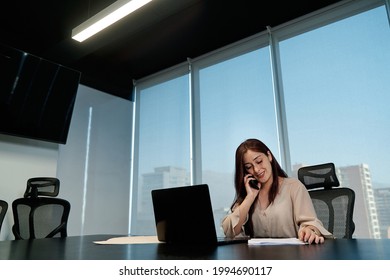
(0, 44), (81, 144)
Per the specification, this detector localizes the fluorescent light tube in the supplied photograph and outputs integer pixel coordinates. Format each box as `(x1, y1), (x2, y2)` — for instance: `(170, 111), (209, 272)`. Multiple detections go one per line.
(72, 0), (153, 42)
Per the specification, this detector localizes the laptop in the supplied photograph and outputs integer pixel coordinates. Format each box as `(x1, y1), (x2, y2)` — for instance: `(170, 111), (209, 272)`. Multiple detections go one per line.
(151, 184), (249, 246)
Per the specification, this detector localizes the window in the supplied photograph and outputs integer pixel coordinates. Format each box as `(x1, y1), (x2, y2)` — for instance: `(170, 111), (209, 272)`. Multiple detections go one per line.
(193, 47), (278, 235)
(131, 71), (190, 235)
(131, 0), (390, 239)
(281, 5), (390, 238)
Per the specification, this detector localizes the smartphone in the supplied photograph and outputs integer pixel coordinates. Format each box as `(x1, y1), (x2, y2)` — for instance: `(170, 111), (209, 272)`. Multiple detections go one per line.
(247, 175), (259, 190)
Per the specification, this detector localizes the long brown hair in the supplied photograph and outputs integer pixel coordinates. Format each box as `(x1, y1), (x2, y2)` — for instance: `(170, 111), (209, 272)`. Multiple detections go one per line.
(231, 138), (287, 236)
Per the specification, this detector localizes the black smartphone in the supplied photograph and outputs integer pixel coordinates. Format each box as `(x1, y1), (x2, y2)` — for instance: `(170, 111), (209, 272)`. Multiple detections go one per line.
(248, 176), (259, 190)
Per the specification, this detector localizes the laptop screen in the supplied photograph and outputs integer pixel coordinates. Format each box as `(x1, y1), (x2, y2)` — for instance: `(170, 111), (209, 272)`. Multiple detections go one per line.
(151, 184), (218, 245)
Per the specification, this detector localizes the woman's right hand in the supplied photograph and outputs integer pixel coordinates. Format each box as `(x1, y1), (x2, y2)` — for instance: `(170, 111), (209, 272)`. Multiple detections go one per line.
(244, 174), (260, 200)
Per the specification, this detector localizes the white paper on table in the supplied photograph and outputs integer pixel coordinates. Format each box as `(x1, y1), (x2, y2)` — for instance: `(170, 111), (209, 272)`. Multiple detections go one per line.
(248, 237), (307, 245)
(93, 235), (161, 245)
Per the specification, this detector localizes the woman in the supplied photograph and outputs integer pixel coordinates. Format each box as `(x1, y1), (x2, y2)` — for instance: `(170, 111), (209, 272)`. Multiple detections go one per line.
(222, 138), (333, 244)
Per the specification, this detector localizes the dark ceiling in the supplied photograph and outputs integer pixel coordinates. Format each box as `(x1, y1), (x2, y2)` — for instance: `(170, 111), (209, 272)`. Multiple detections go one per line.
(1, 0), (342, 100)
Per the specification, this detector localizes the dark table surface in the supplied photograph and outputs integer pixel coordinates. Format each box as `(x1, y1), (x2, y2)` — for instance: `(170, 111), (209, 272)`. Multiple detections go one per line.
(0, 234), (389, 260)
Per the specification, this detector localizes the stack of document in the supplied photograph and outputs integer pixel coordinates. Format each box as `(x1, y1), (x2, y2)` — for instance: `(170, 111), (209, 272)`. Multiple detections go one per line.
(248, 238), (307, 245)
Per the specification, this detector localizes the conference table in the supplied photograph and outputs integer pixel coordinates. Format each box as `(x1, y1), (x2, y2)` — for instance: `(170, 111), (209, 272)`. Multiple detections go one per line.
(0, 234), (389, 260)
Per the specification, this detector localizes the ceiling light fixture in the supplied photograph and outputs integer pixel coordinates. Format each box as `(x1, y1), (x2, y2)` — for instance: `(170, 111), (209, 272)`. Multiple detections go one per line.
(72, 0), (153, 42)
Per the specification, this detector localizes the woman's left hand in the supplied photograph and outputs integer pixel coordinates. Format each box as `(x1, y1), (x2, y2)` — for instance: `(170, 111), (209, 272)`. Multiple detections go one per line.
(298, 227), (325, 244)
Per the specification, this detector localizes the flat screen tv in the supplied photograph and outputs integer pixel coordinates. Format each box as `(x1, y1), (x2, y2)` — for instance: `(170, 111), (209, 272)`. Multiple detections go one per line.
(0, 44), (81, 144)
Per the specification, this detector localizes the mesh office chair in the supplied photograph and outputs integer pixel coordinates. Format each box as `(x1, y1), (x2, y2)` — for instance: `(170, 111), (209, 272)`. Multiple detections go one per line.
(0, 199), (8, 234)
(298, 163), (355, 239)
(12, 177), (71, 240)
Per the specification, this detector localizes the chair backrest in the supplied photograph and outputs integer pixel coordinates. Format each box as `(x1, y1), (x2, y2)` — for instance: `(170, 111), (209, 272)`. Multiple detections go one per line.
(0, 199), (8, 234)
(298, 163), (356, 239)
(12, 177), (70, 240)
(12, 197), (71, 240)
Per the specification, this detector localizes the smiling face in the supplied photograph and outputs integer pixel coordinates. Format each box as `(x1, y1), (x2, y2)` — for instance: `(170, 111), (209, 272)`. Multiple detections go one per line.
(243, 149), (273, 187)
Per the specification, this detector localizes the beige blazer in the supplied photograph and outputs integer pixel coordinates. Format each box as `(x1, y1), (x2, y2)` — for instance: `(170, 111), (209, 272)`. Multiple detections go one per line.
(222, 177), (333, 238)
